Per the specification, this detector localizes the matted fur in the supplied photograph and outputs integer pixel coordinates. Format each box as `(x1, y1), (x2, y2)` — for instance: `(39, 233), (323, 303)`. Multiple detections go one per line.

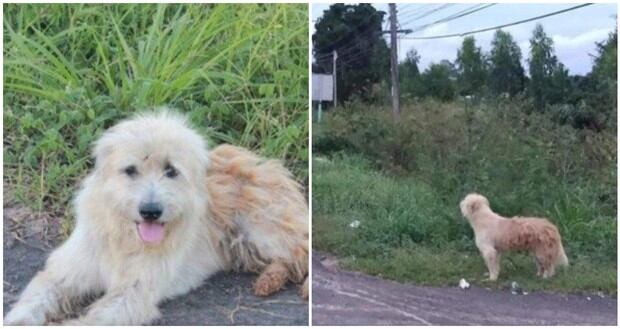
(460, 193), (568, 281)
(5, 111), (308, 325)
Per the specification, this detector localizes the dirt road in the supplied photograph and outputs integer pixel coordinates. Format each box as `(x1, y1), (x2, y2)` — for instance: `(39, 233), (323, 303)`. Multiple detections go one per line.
(312, 252), (616, 325)
(3, 207), (308, 325)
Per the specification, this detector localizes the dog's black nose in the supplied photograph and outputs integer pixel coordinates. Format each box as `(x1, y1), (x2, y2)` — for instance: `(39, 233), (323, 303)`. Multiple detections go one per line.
(139, 202), (163, 221)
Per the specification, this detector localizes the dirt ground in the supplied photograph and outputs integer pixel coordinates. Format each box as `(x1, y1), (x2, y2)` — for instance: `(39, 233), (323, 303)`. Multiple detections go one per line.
(312, 251), (617, 326)
(2, 206), (308, 325)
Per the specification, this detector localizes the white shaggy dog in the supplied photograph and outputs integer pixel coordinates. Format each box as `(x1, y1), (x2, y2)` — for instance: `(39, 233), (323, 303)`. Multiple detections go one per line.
(5, 112), (308, 325)
(460, 193), (568, 281)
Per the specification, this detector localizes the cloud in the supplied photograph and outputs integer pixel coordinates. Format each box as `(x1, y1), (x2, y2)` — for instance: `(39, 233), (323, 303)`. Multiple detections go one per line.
(553, 28), (613, 49)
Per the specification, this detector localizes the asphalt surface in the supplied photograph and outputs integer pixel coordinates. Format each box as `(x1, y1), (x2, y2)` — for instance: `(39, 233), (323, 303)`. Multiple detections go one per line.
(312, 252), (617, 325)
(3, 207), (308, 325)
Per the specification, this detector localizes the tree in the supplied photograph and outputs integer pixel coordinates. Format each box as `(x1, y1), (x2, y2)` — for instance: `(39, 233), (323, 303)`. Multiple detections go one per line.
(548, 62), (571, 105)
(456, 36), (486, 97)
(528, 24), (569, 111)
(585, 27), (618, 130)
(488, 30), (525, 97)
(399, 49), (422, 98)
(420, 62), (455, 101)
(313, 4), (390, 104)
(590, 28), (617, 113)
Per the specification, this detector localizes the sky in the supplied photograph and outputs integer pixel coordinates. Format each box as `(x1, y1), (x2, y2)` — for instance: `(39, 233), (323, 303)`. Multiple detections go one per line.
(311, 3), (618, 75)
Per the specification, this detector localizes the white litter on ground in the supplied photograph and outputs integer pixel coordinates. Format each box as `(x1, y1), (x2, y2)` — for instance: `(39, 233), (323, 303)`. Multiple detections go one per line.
(510, 281), (523, 295)
(458, 278), (470, 289)
(349, 220), (360, 228)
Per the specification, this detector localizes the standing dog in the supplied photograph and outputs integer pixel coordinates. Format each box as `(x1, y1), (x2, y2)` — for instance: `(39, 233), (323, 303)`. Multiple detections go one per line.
(5, 111), (308, 325)
(460, 193), (568, 281)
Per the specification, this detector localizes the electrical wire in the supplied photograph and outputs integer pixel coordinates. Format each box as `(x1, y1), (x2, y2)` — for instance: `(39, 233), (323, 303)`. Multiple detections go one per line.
(407, 4), (497, 33)
(398, 4), (434, 18)
(401, 3), (594, 40)
(399, 4), (456, 28)
(313, 9), (384, 59)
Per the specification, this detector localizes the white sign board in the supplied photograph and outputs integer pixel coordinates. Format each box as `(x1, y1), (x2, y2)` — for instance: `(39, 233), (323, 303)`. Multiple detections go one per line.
(312, 74), (333, 101)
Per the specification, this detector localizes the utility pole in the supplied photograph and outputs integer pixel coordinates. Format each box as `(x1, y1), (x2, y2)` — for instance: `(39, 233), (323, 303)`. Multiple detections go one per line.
(332, 50), (338, 108)
(389, 3), (400, 121)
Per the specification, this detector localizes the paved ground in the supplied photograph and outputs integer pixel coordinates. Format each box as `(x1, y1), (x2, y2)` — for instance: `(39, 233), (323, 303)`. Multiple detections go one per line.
(312, 252), (617, 326)
(3, 206), (308, 325)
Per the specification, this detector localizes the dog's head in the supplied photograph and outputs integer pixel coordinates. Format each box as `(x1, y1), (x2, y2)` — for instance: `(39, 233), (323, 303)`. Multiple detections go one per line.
(89, 110), (209, 245)
(459, 193), (490, 220)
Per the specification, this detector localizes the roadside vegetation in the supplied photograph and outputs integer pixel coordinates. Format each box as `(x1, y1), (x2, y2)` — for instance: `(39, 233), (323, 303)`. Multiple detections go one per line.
(313, 4), (616, 295)
(3, 4), (309, 231)
(313, 101), (616, 295)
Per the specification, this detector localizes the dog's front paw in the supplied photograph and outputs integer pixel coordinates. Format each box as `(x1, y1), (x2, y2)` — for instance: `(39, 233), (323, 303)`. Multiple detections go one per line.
(4, 307), (47, 326)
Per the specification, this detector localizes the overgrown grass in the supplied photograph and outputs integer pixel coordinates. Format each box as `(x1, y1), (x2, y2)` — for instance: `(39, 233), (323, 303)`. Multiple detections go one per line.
(313, 100), (617, 295)
(3, 4), (308, 222)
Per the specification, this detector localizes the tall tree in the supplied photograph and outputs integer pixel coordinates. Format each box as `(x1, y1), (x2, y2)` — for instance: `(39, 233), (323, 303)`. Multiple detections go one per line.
(528, 24), (567, 111)
(456, 36), (486, 97)
(488, 30), (525, 97)
(586, 27), (618, 129)
(420, 62), (455, 101)
(313, 4), (389, 104)
(591, 28), (617, 111)
(399, 48), (422, 98)
(548, 62), (571, 105)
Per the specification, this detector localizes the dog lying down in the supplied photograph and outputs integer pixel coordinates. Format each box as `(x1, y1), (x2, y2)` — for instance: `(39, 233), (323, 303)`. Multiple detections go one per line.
(5, 111), (308, 325)
(460, 193), (568, 281)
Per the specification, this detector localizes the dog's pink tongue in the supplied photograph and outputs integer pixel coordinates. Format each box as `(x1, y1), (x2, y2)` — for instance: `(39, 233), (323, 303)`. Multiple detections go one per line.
(137, 222), (165, 244)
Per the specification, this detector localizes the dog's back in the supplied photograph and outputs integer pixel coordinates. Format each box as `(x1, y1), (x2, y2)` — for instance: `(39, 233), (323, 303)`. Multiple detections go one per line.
(206, 144), (309, 283)
(496, 216), (568, 267)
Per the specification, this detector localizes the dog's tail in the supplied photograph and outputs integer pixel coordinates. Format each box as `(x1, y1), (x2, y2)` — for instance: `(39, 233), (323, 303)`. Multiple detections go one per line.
(556, 240), (569, 267)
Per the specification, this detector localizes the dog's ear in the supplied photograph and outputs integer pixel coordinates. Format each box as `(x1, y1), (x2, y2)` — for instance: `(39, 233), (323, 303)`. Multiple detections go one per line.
(469, 200), (481, 214)
(92, 126), (119, 170)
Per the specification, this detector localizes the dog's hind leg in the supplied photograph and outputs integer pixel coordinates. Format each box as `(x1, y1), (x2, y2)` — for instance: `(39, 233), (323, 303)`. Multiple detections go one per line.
(254, 261), (290, 296)
(542, 265), (556, 279)
(536, 249), (556, 279)
(534, 255), (543, 276)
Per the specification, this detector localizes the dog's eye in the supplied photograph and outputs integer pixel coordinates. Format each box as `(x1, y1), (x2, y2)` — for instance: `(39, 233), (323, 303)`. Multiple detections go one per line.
(164, 164), (178, 178)
(124, 165), (138, 177)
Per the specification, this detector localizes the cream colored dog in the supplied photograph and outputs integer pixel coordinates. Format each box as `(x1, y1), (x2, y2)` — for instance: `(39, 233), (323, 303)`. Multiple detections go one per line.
(5, 111), (308, 325)
(460, 193), (568, 281)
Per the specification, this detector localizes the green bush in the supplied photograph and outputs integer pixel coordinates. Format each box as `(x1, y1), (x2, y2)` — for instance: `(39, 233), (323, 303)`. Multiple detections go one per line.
(4, 4), (308, 215)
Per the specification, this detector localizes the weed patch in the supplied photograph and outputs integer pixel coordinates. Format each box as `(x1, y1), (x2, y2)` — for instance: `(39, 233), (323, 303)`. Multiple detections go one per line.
(4, 4), (309, 223)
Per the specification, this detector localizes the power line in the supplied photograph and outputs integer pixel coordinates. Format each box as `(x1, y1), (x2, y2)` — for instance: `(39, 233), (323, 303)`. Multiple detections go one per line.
(406, 3), (497, 33)
(399, 4), (456, 27)
(316, 37), (369, 62)
(398, 4), (434, 18)
(401, 3), (594, 40)
(398, 4), (416, 14)
(314, 22), (382, 62)
(336, 51), (369, 68)
(315, 28), (380, 62)
(313, 9), (384, 59)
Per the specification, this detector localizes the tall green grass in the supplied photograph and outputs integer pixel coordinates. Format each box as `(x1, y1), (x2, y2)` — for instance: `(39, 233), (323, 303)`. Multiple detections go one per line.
(4, 4), (308, 218)
(313, 100), (617, 295)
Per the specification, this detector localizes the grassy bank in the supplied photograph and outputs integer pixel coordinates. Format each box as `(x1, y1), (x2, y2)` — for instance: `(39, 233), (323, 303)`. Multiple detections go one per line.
(3, 4), (308, 225)
(313, 101), (616, 295)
